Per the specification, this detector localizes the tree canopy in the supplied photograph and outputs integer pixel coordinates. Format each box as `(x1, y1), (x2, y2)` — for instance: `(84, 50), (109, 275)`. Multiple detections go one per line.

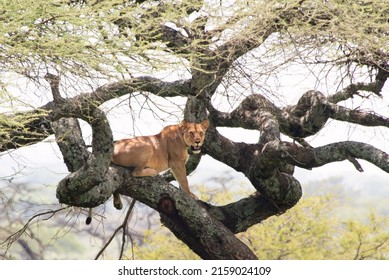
(0, 0), (388, 259)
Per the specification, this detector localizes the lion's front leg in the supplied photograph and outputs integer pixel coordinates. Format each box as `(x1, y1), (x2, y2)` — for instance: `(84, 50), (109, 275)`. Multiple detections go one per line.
(132, 166), (159, 177)
(169, 161), (197, 199)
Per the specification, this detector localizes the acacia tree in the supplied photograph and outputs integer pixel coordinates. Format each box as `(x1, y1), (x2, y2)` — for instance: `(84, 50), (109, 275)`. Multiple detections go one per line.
(0, 0), (388, 259)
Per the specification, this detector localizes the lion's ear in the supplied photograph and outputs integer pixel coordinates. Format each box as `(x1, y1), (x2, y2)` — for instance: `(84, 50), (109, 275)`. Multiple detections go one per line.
(180, 120), (188, 127)
(201, 119), (209, 130)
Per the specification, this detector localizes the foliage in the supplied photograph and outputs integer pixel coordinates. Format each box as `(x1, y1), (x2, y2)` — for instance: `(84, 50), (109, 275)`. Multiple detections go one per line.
(131, 228), (200, 260)
(0, 0), (386, 82)
(0, 109), (49, 150)
(0, 0), (130, 79)
(130, 191), (389, 260)
(0, 0), (202, 80)
(244, 197), (389, 260)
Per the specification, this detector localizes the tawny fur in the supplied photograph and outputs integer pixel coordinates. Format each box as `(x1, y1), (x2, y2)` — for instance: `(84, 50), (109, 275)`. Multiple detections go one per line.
(111, 120), (209, 209)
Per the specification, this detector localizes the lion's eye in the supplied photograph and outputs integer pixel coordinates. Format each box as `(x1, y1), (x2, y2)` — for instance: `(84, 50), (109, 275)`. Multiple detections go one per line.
(189, 131), (194, 137)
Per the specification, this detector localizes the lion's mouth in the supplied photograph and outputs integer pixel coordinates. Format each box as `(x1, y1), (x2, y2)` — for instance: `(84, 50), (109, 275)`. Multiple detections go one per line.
(190, 145), (202, 154)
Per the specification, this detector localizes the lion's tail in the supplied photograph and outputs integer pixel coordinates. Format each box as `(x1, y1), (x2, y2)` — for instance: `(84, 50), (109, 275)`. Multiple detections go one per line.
(86, 208), (92, 225)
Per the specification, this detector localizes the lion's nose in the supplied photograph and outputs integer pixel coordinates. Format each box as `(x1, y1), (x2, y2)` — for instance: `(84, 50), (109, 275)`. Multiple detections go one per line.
(195, 140), (201, 145)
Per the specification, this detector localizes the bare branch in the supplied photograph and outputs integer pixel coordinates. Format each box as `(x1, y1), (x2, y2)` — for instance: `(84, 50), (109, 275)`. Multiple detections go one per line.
(329, 68), (389, 103)
(95, 199), (136, 260)
(44, 73), (63, 103)
(93, 76), (193, 99)
(347, 156), (364, 172)
(0, 207), (69, 256)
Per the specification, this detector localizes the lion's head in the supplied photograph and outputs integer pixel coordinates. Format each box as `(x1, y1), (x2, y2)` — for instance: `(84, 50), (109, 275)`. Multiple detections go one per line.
(181, 119), (209, 154)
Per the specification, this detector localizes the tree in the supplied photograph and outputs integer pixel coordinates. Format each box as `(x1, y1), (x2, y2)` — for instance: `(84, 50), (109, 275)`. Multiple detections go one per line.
(0, 0), (388, 259)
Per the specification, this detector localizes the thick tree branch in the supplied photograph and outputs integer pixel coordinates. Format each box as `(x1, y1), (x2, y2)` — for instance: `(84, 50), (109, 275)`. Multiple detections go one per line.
(204, 107), (388, 230)
(208, 94), (282, 144)
(51, 118), (89, 172)
(158, 25), (192, 54)
(205, 192), (297, 234)
(313, 141), (389, 173)
(0, 75), (197, 207)
(282, 90), (389, 137)
(40, 74), (116, 207)
(204, 124), (302, 208)
(328, 68), (389, 104)
(113, 168), (258, 260)
(55, 117), (115, 207)
(83, 76), (193, 102)
(201, 140), (388, 233)
(209, 90), (389, 140)
(0, 76), (192, 153)
(327, 105), (389, 128)
(215, 141), (386, 235)
(55, 135), (388, 239)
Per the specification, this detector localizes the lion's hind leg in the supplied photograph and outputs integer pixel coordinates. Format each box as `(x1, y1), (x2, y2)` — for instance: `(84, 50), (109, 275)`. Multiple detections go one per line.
(132, 166), (159, 177)
(112, 167), (158, 210)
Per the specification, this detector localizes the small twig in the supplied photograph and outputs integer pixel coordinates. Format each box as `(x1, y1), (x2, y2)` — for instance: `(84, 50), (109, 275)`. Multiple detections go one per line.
(348, 156), (364, 172)
(292, 137), (312, 148)
(0, 207), (69, 254)
(119, 199), (136, 260)
(44, 73), (63, 103)
(94, 199), (137, 260)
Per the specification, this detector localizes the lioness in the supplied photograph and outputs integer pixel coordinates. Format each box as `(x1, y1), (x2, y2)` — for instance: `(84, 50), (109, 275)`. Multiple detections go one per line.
(111, 119), (209, 209)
